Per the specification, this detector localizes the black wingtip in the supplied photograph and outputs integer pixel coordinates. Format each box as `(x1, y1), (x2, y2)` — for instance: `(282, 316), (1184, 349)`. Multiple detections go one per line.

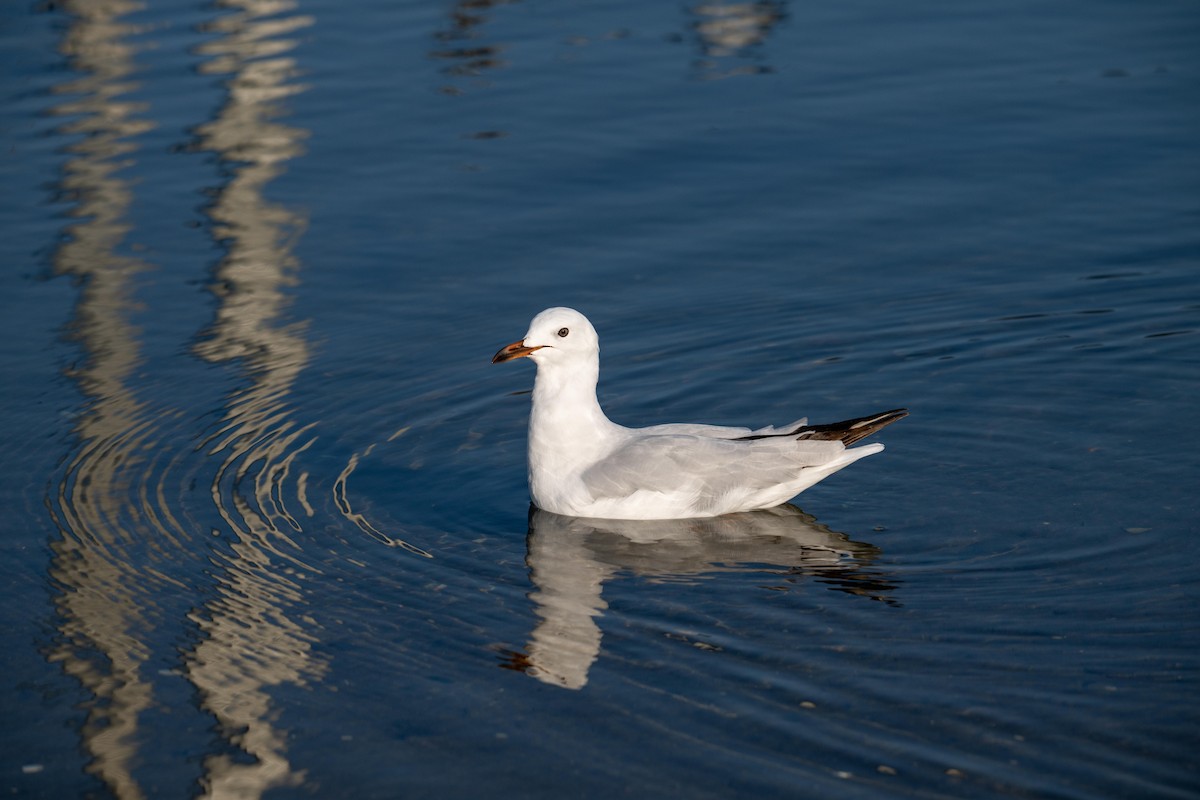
(735, 408), (908, 445)
(803, 408), (908, 446)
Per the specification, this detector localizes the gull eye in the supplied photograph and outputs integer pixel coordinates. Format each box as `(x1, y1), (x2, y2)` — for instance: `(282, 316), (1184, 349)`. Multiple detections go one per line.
(557, 327), (569, 338)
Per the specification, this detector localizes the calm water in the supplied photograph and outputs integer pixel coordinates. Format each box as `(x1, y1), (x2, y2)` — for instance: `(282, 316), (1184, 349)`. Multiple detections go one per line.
(1, 0), (1197, 797)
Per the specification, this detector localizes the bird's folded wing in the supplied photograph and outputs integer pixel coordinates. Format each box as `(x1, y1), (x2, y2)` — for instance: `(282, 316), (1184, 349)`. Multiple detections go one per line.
(580, 434), (842, 502)
(635, 418), (808, 440)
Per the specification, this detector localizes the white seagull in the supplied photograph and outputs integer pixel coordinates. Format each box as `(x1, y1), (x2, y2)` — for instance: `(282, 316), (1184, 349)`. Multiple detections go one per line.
(492, 307), (905, 520)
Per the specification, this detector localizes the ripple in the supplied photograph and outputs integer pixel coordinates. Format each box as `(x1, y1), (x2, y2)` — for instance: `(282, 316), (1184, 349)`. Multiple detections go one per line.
(333, 438), (432, 557)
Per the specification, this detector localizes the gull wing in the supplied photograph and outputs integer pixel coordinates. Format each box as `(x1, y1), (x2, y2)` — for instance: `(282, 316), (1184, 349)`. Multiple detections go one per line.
(580, 434), (844, 504)
(634, 418), (808, 440)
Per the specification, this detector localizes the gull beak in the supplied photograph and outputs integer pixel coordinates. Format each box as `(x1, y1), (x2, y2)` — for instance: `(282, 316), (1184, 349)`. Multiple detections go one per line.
(492, 340), (543, 364)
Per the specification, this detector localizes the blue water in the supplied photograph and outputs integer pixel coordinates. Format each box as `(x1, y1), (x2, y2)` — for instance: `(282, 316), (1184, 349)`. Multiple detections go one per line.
(1, 0), (1197, 797)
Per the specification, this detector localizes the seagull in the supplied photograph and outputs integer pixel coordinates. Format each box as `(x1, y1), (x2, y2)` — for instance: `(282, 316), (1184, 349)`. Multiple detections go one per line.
(492, 307), (905, 520)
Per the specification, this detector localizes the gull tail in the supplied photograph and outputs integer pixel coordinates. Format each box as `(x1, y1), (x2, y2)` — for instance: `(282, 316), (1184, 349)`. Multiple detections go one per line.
(736, 408), (908, 446)
(796, 408), (908, 446)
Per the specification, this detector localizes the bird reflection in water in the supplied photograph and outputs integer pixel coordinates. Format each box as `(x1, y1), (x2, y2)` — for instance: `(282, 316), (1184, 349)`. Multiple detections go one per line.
(504, 505), (896, 690)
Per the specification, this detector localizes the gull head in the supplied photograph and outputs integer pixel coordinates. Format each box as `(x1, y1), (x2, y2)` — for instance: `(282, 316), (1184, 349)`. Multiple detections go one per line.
(492, 307), (599, 367)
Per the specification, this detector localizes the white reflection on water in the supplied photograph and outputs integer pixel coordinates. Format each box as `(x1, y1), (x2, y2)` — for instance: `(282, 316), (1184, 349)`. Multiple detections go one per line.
(187, 1), (326, 797)
(44, 2), (171, 797)
(43, 0), (331, 797)
(508, 504), (895, 689)
(691, 1), (785, 77)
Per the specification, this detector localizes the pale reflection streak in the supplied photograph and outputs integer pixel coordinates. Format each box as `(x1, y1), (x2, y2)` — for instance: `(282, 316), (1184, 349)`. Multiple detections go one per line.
(508, 506), (895, 690)
(45, 2), (172, 797)
(186, 1), (324, 797)
(692, 1), (784, 77)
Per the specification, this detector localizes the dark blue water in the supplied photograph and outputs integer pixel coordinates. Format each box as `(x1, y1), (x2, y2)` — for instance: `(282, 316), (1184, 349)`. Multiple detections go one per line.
(2, 0), (1197, 797)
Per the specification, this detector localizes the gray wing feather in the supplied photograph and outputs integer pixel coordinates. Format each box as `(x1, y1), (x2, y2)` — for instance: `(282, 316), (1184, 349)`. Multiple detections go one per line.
(635, 418), (808, 440)
(581, 434), (841, 502)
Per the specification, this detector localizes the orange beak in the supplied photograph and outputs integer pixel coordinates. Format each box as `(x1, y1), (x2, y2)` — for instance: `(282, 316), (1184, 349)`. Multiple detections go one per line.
(492, 340), (543, 364)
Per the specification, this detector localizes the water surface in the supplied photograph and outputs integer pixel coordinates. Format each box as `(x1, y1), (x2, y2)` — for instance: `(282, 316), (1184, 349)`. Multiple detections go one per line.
(1, 0), (1197, 798)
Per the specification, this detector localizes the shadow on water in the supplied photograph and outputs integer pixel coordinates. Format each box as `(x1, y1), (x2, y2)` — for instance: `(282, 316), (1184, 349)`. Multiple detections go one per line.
(41, 0), (337, 797)
(431, 0), (514, 88)
(503, 504), (896, 690)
